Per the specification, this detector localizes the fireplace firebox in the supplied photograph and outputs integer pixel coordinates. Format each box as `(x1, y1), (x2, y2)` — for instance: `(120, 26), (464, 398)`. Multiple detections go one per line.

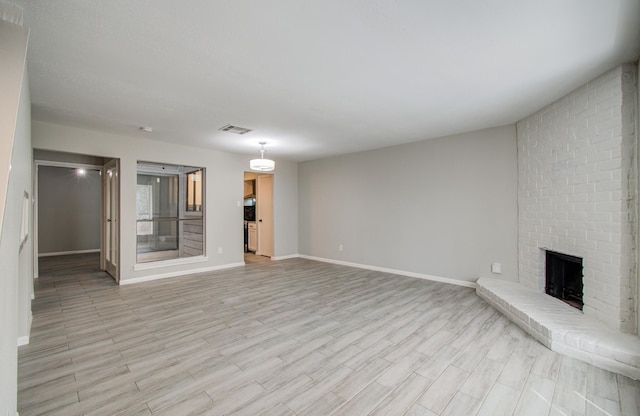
(545, 250), (583, 310)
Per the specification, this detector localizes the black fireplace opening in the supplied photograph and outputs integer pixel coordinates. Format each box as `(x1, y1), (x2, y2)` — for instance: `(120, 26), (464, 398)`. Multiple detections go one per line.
(545, 250), (583, 310)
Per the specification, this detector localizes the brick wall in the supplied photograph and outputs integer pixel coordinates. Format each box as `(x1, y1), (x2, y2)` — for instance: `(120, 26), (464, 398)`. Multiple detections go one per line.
(517, 64), (637, 334)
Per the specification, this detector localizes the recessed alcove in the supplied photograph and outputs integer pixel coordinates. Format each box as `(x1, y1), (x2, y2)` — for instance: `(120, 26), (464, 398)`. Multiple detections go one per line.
(545, 250), (583, 311)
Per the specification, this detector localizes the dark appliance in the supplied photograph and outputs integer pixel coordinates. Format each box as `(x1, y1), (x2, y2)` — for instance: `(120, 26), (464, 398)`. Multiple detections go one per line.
(244, 206), (255, 222)
(244, 222), (248, 252)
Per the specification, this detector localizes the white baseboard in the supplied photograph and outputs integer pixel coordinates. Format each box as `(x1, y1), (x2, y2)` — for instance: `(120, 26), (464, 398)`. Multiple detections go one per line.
(298, 255), (477, 289)
(120, 262), (245, 285)
(120, 254), (477, 289)
(17, 335), (29, 347)
(39, 249), (100, 257)
(17, 313), (31, 346)
(133, 255), (209, 271)
(271, 254), (300, 261)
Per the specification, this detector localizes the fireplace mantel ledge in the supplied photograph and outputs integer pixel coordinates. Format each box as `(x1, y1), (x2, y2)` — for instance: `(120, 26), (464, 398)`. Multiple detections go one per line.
(476, 277), (640, 380)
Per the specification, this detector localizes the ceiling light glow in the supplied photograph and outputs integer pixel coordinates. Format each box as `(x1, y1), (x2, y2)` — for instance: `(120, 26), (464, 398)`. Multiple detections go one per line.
(250, 142), (275, 172)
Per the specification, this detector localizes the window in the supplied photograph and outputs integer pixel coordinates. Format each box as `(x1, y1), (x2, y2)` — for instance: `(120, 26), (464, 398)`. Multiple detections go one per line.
(186, 169), (203, 212)
(136, 162), (205, 263)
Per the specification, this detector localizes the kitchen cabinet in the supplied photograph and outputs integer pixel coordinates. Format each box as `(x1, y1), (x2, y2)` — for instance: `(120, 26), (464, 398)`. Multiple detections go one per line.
(244, 180), (255, 197)
(248, 222), (257, 252)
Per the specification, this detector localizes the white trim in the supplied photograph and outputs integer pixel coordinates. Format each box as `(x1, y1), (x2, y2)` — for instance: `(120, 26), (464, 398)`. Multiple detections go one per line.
(39, 249), (100, 257)
(33, 164), (39, 279)
(272, 254), (300, 261)
(133, 255), (209, 271)
(121, 261), (244, 285)
(34, 159), (103, 171)
(17, 313), (32, 346)
(298, 255), (478, 289)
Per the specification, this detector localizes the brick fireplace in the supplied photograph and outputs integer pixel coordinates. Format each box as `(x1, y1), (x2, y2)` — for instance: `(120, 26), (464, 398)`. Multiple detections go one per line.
(517, 64), (637, 334)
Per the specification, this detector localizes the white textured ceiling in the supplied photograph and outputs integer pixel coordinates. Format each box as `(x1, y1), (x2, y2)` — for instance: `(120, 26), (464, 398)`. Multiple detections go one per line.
(10, 0), (640, 161)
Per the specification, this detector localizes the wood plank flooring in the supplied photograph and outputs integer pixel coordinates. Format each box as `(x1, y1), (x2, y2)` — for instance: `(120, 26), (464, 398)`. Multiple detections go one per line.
(19, 253), (640, 416)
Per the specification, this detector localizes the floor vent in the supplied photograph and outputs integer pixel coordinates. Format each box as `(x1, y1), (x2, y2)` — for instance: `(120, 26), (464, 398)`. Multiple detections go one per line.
(219, 124), (252, 135)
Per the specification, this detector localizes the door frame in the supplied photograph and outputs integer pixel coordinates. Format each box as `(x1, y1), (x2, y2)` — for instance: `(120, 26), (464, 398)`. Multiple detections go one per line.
(102, 159), (120, 282)
(34, 158), (120, 282)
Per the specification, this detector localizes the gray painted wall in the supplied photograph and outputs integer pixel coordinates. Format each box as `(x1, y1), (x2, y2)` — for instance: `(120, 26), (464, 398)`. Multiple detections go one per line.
(0, 18), (31, 416)
(38, 165), (101, 254)
(273, 159), (298, 258)
(16, 70), (33, 349)
(298, 125), (518, 284)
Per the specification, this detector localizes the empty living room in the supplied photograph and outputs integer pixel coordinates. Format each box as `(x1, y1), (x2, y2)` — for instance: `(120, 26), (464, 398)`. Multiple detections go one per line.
(1, 1), (640, 415)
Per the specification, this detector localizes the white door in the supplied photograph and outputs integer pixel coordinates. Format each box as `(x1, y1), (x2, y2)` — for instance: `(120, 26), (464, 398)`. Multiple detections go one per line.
(256, 174), (273, 257)
(103, 159), (119, 281)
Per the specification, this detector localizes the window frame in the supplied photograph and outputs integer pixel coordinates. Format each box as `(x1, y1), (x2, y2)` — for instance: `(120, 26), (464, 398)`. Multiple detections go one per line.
(135, 161), (206, 264)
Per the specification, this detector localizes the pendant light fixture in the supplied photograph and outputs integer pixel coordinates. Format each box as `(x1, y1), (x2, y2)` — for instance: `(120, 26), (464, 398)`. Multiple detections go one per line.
(250, 141), (275, 172)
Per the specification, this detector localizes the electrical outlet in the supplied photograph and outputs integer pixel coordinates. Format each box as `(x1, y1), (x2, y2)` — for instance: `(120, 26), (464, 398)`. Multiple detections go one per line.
(217, 247), (223, 254)
(338, 244), (343, 251)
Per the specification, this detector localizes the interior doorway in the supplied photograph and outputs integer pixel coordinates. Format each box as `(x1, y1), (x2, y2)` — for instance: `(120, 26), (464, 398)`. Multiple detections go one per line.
(243, 171), (273, 261)
(34, 150), (120, 282)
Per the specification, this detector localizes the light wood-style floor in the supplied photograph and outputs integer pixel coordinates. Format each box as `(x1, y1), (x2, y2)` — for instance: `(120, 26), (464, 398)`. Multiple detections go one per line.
(244, 252), (272, 264)
(19, 254), (640, 416)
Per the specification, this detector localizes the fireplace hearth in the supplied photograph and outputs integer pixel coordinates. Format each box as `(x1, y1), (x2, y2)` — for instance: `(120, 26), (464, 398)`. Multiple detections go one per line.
(545, 250), (583, 310)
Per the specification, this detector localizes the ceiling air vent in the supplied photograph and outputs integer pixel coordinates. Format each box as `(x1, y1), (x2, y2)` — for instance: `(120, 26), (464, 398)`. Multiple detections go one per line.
(219, 124), (252, 135)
